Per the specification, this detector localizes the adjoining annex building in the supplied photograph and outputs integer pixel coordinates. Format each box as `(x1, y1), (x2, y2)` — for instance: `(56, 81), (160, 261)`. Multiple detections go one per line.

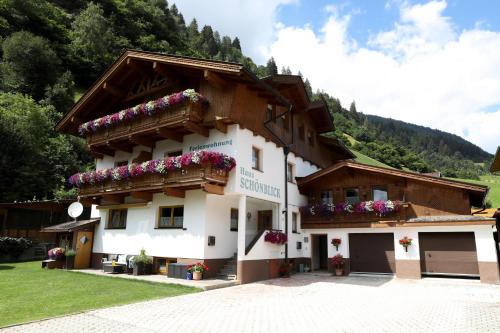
(56, 50), (499, 284)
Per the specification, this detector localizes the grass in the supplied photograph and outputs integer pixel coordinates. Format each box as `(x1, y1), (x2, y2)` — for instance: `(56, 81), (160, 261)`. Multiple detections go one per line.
(351, 149), (393, 169)
(449, 174), (500, 208)
(0, 261), (200, 327)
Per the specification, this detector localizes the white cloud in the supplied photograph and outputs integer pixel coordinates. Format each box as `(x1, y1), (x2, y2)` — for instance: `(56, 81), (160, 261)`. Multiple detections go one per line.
(170, 0), (296, 63)
(267, 1), (500, 153)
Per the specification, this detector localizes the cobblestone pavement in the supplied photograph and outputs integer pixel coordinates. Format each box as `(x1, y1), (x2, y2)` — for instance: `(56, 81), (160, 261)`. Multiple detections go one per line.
(3, 273), (500, 333)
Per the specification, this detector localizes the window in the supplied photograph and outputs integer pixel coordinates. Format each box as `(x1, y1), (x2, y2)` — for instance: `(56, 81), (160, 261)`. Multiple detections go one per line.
(107, 209), (127, 229)
(230, 208), (238, 231)
(114, 160), (128, 167)
(307, 131), (315, 146)
(320, 190), (333, 205)
(292, 212), (298, 233)
(158, 206), (184, 228)
(298, 125), (305, 141)
(373, 186), (388, 201)
(287, 162), (295, 183)
(345, 188), (360, 205)
(164, 150), (182, 158)
(252, 146), (261, 171)
(266, 104), (276, 122)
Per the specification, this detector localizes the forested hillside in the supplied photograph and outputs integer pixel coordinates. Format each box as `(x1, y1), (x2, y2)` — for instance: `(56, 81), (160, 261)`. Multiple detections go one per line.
(0, 0), (493, 202)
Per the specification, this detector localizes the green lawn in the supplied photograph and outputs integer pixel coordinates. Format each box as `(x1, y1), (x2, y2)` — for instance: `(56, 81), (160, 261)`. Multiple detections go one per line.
(0, 261), (200, 327)
(450, 174), (500, 208)
(351, 149), (393, 169)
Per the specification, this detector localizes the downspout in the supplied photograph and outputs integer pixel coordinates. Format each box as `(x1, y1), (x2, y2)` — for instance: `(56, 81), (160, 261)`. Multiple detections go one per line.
(264, 104), (293, 265)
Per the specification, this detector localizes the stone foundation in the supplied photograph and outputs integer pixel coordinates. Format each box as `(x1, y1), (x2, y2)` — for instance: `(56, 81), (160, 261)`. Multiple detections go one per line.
(395, 260), (421, 279)
(478, 261), (500, 284)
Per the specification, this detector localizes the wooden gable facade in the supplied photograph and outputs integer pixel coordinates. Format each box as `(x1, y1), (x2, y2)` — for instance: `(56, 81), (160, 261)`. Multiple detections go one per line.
(297, 161), (489, 229)
(57, 50), (352, 168)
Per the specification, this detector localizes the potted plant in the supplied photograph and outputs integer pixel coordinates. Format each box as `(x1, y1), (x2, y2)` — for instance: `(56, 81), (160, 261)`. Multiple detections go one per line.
(186, 268), (193, 280)
(133, 248), (153, 276)
(64, 248), (76, 270)
(279, 263), (290, 278)
(331, 238), (341, 251)
(399, 236), (413, 252)
(187, 262), (208, 280)
(330, 254), (344, 276)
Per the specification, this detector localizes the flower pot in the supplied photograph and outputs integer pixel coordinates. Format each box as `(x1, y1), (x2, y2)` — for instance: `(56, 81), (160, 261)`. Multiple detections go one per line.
(335, 268), (343, 276)
(192, 271), (202, 280)
(186, 272), (193, 280)
(64, 256), (75, 270)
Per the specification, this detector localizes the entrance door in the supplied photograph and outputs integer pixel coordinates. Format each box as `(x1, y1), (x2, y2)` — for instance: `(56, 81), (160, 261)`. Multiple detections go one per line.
(257, 210), (272, 231)
(312, 234), (328, 270)
(349, 233), (395, 273)
(419, 232), (479, 276)
(74, 231), (93, 269)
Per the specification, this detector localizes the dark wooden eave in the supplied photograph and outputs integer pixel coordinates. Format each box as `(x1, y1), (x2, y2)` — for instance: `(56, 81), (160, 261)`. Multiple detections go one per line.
(296, 161), (489, 207)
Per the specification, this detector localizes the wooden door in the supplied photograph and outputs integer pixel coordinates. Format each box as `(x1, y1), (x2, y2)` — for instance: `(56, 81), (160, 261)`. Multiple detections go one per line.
(419, 232), (479, 276)
(349, 233), (396, 273)
(257, 210), (273, 231)
(74, 231), (93, 269)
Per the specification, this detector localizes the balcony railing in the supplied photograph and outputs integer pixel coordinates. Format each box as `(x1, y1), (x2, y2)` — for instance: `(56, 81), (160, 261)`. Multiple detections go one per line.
(77, 164), (229, 198)
(300, 202), (409, 228)
(84, 102), (204, 147)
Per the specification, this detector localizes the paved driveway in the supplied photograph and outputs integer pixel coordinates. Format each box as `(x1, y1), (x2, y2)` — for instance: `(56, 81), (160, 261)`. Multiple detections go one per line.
(3, 273), (500, 333)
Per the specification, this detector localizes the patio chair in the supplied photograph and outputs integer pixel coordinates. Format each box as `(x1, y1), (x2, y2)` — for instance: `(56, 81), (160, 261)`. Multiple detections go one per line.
(102, 254), (127, 273)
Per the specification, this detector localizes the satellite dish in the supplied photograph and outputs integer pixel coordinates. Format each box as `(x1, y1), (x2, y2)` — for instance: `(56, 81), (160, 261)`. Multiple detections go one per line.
(68, 202), (83, 219)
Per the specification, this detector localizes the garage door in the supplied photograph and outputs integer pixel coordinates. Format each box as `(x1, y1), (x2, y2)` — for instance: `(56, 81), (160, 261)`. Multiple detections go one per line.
(349, 233), (395, 273)
(419, 232), (479, 276)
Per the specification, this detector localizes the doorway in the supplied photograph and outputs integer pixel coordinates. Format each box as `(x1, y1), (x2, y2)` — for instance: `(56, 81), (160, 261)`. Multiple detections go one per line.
(74, 231), (94, 269)
(257, 210), (273, 231)
(312, 234), (328, 270)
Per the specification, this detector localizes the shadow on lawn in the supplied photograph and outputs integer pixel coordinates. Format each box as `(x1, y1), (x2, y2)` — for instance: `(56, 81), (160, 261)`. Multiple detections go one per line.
(0, 264), (15, 270)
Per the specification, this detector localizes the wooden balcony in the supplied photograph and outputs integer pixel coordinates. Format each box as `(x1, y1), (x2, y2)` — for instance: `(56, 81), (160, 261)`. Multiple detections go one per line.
(85, 103), (208, 157)
(301, 204), (409, 229)
(78, 164), (229, 202)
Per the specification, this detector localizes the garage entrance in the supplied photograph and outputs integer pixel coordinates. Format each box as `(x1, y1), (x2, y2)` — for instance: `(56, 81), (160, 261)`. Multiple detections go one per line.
(349, 233), (395, 274)
(419, 232), (479, 277)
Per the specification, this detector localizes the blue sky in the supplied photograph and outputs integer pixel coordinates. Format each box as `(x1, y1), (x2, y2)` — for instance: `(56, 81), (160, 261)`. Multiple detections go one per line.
(173, 0), (500, 153)
(277, 0), (500, 47)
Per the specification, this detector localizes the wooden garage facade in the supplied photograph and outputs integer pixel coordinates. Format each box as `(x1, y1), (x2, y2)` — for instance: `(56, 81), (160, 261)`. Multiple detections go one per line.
(349, 233), (395, 274)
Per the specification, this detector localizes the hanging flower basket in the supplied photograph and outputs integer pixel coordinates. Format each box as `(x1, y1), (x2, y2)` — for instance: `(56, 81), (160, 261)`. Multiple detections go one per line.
(331, 238), (341, 251)
(68, 150), (236, 187)
(264, 230), (287, 245)
(399, 236), (413, 252)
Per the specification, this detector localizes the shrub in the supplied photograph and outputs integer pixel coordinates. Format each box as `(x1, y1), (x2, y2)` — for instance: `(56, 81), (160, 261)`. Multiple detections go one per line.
(0, 237), (32, 258)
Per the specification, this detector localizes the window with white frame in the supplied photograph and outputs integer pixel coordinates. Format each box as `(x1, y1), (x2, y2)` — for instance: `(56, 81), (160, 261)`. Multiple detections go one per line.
(372, 186), (388, 201)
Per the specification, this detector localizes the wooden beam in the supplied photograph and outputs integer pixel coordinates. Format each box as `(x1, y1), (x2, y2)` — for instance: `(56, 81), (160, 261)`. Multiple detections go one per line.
(156, 127), (183, 142)
(126, 58), (148, 78)
(152, 61), (176, 78)
(89, 145), (115, 157)
(130, 191), (153, 202)
(102, 82), (125, 98)
(184, 121), (209, 137)
(79, 197), (100, 206)
(107, 140), (133, 153)
(90, 151), (104, 159)
(128, 135), (156, 148)
(202, 183), (224, 195)
(101, 194), (125, 204)
(214, 116), (228, 134)
(164, 187), (185, 198)
(204, 70), (228, 89)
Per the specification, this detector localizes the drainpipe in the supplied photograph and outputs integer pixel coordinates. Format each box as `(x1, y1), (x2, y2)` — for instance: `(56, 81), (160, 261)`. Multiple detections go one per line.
(264, 104), (293, 265)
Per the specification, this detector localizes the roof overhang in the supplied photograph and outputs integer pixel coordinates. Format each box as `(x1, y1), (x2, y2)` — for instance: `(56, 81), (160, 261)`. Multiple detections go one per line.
(41, 218), (100, 233)
(297, 161), (489, 207)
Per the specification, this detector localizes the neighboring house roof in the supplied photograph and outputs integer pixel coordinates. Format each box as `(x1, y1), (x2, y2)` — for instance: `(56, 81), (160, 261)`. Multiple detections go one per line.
(41, 218), (100, 233)
(296, 160), (489, 207)
(491, 146), (500, 173)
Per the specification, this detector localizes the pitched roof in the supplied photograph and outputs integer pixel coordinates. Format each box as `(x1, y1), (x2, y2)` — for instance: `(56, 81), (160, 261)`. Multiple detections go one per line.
(41, 218), (100, 232)
(491, 146), (500, 173)
(296, 160), (489, 207)
(56, 50), (291, 134)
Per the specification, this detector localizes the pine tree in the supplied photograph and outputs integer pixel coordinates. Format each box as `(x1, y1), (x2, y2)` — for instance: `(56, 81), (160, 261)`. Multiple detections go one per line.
(266, 57), (278, 76)
(232, 37), (241, 50)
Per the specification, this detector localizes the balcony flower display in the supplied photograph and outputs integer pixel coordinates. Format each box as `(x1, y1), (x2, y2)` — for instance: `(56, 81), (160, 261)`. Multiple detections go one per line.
(78, 89), (209, 135)
(301, 200), (401, 218)
(68, 150), (236, 187)
(264, 230), (287, 245)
